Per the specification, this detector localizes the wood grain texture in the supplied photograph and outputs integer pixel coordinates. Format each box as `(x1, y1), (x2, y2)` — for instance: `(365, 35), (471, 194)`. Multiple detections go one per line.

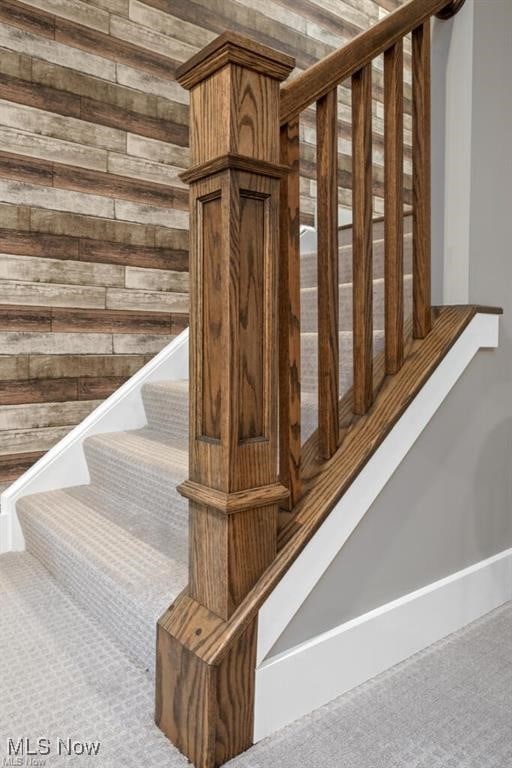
(0, 449), (45, 482)
(0, 151), (189, 210)
(278, 119), (301, 509)
(412, 21), (432, 339)
(156, 604), (257, 768)
(352, 65), (374, 415)
(384, 40), (404, 373)
(316, 89), (339, 458)
(166, 307), (498, 673)
(159, 37), (292, 767)
(280, 0), (456, 123)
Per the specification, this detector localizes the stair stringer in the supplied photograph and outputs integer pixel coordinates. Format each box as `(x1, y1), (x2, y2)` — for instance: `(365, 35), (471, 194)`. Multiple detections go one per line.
(253, 311), (500, 741)
(0, 329), (189, 554)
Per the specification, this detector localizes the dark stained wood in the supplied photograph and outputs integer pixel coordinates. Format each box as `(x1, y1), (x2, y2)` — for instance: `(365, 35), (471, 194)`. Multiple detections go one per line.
(0, 73), (81, 119)
(0, 227), (188, 271)
(0, 228), (79, 260)
(0, 378), (78, 406)
(0, 375), (132, 405)
(81, 98), (189, 147)
(0, 73), (187, 145)
(0, 0), (55, 39)
(280, 0), (460, 123)
(0, 451), (46, 483)
(171, 313), (189, 334)
(352, 65), (373, 415)
(55, 164), (189, 210)
(436, 0), (467, 19)
(157, 36), (293, 767)
(0, 151), (53, 186)
(78, 239), (189, 272)
(316, 89), (340, 458)
(1, 1), (179, 81)
(77, 376), (129, 400)
(54, 17), (181, 81)
(50, 307), (174, 335)
(0, 305), (51, 332)
(0, 305), (178, 335)
(384, 40), (404, 374)
(278, 118), (301, 509)
(0, 151), (189, 210)
(412, 21), (432, 339)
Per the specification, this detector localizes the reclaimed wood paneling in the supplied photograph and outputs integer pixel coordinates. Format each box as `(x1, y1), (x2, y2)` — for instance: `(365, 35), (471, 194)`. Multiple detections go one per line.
(0, 0), (406, 481)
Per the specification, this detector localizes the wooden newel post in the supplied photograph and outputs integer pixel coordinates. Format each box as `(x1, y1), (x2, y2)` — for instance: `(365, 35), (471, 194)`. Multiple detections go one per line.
(155, 33), (294, 768)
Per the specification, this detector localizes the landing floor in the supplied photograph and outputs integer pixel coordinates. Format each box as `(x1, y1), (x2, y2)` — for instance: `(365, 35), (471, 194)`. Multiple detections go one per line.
(0, 552), (510, 767)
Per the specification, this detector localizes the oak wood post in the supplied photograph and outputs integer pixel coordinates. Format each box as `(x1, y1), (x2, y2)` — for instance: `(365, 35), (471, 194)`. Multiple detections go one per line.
(279, 118), (302, 508)
(384, 40), (404, 374)
(412, 21), (432, 339)
(316, 89), (340, 458)
(155, 33), (294, 768)
(352, 64), (374, 415)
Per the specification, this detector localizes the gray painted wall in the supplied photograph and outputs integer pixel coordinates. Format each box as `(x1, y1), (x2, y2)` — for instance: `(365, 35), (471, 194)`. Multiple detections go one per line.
(271, 0), (512, 657)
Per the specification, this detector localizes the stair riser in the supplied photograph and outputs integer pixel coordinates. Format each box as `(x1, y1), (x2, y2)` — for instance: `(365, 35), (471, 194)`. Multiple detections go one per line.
(84, 440), (188, 524)
(142, 383), (188, 442)
(300, 332), (385, 394)
(19, 508), (161, 670)
(300, 233), (413, 286)
(301, 276), (412, 333)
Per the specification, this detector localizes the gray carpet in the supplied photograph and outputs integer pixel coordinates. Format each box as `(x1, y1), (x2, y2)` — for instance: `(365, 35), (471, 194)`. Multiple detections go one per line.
(0, 552), (187, 768)
(1, 221), (430, 766)
(13, 227), (414, 672)
(0, 551), (510, 767)
(229, 600), (512, 768)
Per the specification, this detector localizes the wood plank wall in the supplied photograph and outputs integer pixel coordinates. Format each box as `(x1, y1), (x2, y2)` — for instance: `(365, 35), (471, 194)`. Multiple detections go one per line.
(0, 0), (404, 489)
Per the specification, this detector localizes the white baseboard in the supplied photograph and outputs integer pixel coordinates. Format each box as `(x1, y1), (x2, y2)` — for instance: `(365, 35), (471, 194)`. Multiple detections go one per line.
(256, 313), (500, 664)
(254, 546), (512, 742)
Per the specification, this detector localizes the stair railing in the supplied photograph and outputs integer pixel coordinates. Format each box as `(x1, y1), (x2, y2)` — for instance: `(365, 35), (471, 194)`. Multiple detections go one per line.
(157, 2), (467, 765)
(280, 0), (465, 505)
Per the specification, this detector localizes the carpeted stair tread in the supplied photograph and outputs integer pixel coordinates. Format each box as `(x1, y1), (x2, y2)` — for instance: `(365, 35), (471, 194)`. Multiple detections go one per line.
(17, 488), (187, 670)
(142, 378), (188, 442)
(84, 427), (189, 523)
(66, 483), (188, 562)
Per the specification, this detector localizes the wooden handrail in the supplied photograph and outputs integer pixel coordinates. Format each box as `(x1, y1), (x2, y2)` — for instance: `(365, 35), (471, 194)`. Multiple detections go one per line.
(157, 0), (470, 762)
(280, 0), (459, 124)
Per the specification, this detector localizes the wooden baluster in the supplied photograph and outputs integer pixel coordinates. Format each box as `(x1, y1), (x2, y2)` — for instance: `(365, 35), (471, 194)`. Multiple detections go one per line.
(316, 89), (340, 458)
(279, 118), (302, 508)
(412, 21), (432, 338)
(352, 64), (373, 415)
(384, 40), (404, 374)
(156, 33), (294, 768)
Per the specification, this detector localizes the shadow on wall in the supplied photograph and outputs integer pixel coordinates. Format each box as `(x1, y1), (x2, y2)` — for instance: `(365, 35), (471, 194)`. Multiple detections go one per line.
(474, 415), (512, 554)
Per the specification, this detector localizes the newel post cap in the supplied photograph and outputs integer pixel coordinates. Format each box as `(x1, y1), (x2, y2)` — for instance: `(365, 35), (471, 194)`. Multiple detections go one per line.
(176, 31), (295, 90)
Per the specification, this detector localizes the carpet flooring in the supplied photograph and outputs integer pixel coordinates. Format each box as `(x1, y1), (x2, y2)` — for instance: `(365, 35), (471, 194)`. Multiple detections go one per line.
(1, 551), (511, 768)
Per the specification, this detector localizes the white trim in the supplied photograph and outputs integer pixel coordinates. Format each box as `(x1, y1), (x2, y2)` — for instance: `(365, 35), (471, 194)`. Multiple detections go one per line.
(254, 545), (512, 741)
(257, 312), (499, 665)
(0, 329), (189, 554)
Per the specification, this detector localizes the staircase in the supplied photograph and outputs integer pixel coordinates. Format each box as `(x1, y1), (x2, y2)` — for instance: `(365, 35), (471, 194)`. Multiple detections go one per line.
(13, 218), (410, 675)
(0, 2), (502, 768)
